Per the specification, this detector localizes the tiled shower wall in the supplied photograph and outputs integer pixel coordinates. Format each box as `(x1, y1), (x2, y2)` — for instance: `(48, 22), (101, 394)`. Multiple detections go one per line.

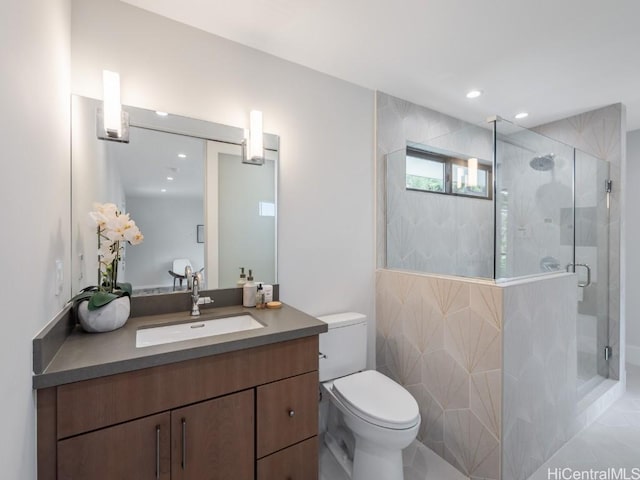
(386, 149), (494, 278)
(501, 274), (578, 480)
(376, 270), (579, 480)
(376, 92), (492, 270)
(376, 269), (503, 479)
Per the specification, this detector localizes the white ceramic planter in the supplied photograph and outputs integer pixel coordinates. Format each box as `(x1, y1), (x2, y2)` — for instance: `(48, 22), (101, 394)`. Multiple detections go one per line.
(78, 296), (131, 333)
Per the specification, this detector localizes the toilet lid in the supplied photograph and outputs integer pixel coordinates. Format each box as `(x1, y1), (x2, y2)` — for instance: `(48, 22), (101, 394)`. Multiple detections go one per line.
(332, 370), (420, 430)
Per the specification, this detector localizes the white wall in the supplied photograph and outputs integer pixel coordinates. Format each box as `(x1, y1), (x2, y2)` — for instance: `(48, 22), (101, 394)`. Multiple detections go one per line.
(71, 0), (376, 363)
(71, 95), (126, 293)
(627, 129), (640, 365)
(0, 1), (70, 479)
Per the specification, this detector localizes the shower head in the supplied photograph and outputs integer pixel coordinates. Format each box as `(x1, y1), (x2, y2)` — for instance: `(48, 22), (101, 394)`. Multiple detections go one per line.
(530, 154), (555, 171)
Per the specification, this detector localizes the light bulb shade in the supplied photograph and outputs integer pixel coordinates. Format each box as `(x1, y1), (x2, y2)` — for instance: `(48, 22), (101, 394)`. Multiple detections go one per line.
(97, 70), (129, 142)
(468, 158), (478, 187)
(244, 110), (264, 165)
(103, 70), (122, 138)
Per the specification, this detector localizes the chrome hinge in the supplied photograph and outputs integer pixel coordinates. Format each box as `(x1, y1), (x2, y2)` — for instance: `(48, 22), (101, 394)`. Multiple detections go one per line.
(605, 180), (612, 209)
(604, 346), (613, 361)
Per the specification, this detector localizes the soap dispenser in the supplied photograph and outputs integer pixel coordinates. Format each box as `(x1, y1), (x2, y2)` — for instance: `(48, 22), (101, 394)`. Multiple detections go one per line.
(237, 267), (247, 287)
(242, 270), (257, 307)
(256, 283), (265, 309)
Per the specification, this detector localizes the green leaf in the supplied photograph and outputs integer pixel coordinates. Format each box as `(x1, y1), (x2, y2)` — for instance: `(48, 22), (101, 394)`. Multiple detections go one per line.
(87, 291), (119, 311)
(116, 282), (132, 296)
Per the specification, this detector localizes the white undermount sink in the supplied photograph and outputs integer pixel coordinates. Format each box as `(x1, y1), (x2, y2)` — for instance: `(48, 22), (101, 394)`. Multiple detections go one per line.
(136, 314), (265, 348)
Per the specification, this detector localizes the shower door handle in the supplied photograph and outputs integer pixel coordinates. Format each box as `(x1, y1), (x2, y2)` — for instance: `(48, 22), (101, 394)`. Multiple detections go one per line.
(566, 263), (591, 287)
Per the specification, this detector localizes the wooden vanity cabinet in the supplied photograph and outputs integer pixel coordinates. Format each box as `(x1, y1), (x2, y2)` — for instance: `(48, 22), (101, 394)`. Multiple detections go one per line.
(37, 335), (319, 480)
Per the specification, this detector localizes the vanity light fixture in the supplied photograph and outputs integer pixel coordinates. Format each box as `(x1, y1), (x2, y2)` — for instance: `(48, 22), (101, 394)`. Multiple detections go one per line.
(515, 112), (529, 119)
(467, 157), (478, 187)
(97, 70), (129, 142)
(466, 89), (482, 99)
(243, 110), (265, 165)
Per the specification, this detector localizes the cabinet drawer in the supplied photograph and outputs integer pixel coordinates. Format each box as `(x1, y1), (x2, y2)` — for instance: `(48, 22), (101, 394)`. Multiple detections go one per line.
(257, 371), (318, 458)
(257, 436), (318, 480)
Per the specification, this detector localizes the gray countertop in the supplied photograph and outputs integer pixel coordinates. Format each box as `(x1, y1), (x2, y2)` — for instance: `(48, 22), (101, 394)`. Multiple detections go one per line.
(33, 303), (327, 389)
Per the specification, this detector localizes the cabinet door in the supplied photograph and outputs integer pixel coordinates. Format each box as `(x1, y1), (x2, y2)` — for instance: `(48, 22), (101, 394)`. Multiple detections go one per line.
(257, 436), (318, 480)
(171, 389), (254, 480)
(257, 371), (318, 458)
(58, 412), (170, 480)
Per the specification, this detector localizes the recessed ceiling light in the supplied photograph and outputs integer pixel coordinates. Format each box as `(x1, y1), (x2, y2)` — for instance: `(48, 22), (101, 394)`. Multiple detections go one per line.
(515, 112), (529, 119)
(155, 111), (168, 117)
(167, 176), (174, 181)
(178, 153), (187, 159)
(161, 188), (167, 193)
(466, 90), (482, 99)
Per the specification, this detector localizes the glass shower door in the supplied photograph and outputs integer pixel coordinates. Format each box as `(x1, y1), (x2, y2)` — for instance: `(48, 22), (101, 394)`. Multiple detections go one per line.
(574, 149), (610, 397)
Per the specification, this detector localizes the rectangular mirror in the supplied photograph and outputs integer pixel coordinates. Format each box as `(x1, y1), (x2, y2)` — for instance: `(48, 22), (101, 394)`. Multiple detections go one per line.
(71, 95), (278, 297)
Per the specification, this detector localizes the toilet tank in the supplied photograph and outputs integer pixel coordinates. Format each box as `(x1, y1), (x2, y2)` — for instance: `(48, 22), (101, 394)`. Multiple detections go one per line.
(318, 312), (367, 382)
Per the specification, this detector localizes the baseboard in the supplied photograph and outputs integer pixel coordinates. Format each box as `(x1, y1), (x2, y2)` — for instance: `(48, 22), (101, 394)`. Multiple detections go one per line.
(627, 344), (640, 366)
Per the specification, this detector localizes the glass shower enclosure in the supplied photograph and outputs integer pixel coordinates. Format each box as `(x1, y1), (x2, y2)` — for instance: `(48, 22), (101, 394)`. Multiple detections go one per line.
(385, 117), (611, 398)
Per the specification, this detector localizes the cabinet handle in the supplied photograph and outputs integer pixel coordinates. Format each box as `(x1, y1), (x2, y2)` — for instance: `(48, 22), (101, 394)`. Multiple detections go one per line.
(155, 425), (160, 480)
(288, 409), (295, 417)
(181, 418), (187, 470)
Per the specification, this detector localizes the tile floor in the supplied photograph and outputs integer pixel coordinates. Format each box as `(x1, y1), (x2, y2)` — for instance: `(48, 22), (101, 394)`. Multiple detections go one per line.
(318, 436), (466, 480)
(319, 364), (640, 480)
(529, 363), (640, 479)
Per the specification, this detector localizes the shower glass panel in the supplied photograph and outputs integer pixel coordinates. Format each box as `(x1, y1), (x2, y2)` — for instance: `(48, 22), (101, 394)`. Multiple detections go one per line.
(575, 149), (610, 395)
(494, 120), (575, 281)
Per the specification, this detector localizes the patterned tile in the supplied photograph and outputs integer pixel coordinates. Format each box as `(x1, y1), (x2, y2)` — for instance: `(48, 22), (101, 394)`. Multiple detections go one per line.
(444, 409), (500, 479)
(470, 370), (501, 439)
(422, 349), (469, 410)
(445, 307), (501, 374)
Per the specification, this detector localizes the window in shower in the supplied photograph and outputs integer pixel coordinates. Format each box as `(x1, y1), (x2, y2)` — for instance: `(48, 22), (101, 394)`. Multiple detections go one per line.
(405, 147), (492, 199)
(405, 150), (445, 192)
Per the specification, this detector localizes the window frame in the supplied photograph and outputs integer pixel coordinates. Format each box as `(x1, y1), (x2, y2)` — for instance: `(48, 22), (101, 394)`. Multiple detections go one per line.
(405, 147), (493, 200)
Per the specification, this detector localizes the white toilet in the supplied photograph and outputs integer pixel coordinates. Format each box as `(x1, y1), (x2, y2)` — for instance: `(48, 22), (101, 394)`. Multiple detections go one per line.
(318, 312), (420, 480)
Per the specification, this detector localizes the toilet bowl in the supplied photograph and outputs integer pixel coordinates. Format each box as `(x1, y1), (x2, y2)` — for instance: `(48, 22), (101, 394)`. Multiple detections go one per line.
(318, 313), (421, 480)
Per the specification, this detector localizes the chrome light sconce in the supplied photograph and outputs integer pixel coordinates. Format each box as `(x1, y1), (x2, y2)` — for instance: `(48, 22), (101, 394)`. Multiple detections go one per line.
(96, 70), (129, 143)
(242, 110), (264, 165)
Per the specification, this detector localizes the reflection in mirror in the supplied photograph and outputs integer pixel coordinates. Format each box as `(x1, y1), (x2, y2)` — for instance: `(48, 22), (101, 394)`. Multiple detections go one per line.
(71, 96), (277, 297)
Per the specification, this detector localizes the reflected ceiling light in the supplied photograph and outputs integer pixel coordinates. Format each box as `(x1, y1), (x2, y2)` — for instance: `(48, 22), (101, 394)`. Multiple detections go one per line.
(167, 176), (174, 181)
(156, 111), (168, 117)
(243, 110), (265, 165)
(178, 153), (187, 159)
(466, 90), (482, 99)
(161, 188), (167, 193)
(515, 112), (529, 119)
(468, 158), (478, 187)
(97, 70), (129, 142)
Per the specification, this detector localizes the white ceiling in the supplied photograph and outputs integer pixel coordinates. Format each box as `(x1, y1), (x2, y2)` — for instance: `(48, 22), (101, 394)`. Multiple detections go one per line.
(123, 0), (640, 131)
(108, 126), (206, 198)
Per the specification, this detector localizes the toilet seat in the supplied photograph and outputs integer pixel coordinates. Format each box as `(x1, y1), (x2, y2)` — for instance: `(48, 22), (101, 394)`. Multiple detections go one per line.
(331, 370), (420, 430)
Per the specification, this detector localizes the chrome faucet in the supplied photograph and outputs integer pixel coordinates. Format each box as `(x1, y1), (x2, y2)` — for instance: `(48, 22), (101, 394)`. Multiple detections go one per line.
(185, 266), (202, 316)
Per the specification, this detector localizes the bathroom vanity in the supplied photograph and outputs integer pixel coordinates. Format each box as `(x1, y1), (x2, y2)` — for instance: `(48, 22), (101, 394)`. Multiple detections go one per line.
(33, 298), (326, 480)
